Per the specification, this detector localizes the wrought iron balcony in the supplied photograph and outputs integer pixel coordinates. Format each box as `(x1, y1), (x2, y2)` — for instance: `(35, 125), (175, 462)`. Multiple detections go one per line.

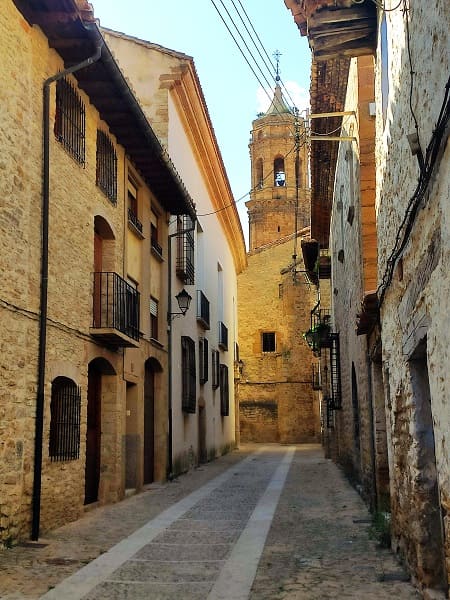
(90, 272), (140, 347)
(218, 321), (228, 351)
(151, 237), (163, 258)
(128, 207), (143, 234)
(196, 290), (210, 330)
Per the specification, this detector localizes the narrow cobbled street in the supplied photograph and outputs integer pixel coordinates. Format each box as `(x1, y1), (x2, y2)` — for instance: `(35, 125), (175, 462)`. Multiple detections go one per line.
(0, 445), (419, 600)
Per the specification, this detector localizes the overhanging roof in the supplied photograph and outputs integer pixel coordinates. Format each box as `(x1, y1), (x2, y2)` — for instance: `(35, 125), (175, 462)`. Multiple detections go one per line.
(284, 0), (376, 60)
(13, 0), (196, 219)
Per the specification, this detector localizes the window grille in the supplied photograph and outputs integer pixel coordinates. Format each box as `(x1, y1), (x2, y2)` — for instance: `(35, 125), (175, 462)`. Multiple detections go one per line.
(181, 336), (196, 413)
(219, 364), (229, 416)
(262, 332), (276, 352)
(176, 215), (195, 285)
(49, 377), (81, 461)
(212, 349), (220, 390)
(150, 296), (158, 340)
(199, 337), (209, 385)
(96, 130), (117, 203)
(54, 77), (85, 165)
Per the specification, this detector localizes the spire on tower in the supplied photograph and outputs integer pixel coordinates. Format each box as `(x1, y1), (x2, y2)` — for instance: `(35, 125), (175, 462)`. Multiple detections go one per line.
(273, 49), (282, 82)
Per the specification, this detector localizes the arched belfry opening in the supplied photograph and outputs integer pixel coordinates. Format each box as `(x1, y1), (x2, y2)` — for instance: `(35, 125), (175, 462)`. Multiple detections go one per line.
(274, 156), (286, 187)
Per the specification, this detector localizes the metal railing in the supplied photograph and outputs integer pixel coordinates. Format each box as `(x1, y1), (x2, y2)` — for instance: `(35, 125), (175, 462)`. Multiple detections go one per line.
(128, 208), (143, 234)
(92, 272), (140, 341)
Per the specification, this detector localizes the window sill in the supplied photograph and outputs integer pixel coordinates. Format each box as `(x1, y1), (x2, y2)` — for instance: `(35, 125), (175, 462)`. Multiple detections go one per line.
(128, 220), (145, 239)
(151, 246), (164, 262)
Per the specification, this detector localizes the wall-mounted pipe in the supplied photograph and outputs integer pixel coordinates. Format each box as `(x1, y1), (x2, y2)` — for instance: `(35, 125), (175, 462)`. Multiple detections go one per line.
(32, 35), (103, 541)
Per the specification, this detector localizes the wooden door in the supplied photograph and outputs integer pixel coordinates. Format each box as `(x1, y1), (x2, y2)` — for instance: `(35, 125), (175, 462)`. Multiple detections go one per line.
(85, 366), (101, 504)
(143, 365), (154, 484)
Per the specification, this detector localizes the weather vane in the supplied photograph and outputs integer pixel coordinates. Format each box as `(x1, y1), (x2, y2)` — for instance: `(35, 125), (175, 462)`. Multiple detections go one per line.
(273, 49), (282, 82)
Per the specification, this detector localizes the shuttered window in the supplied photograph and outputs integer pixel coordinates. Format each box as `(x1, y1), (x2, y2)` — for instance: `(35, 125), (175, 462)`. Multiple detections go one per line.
(212, 349), (220, 390)
(219, 364), (229, 416)
(150, 297), (159, 340)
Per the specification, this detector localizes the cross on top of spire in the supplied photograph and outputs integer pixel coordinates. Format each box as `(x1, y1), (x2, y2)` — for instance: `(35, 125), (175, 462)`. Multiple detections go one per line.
(273, 49), (282, 82)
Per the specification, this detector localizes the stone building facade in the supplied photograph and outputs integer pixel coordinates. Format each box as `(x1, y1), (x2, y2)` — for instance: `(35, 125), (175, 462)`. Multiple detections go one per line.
(285, 0), (449, 596)
(238, 87), (320, 444)
(100, 30), (247, 476)
(0, 0), (195, 543)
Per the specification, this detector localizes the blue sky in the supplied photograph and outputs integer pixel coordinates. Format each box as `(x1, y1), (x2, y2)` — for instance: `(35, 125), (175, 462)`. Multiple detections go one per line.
(91, 0), (311, 244)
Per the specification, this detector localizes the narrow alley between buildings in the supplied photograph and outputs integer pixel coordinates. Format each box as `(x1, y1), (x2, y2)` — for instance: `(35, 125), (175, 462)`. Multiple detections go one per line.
(0, 444), (419, 600)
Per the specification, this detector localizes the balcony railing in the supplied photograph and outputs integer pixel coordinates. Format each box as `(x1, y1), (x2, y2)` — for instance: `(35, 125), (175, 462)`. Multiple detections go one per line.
(196, 290), (210, 330)
(218, 321), (228, 351)
(128, 208), (143, 234)
(151, 237), (163, 257)
(91, 272), (140, 347)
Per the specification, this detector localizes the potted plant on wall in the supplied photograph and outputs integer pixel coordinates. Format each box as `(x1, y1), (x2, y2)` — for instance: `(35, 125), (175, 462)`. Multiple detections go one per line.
(303, 321), (331, 352)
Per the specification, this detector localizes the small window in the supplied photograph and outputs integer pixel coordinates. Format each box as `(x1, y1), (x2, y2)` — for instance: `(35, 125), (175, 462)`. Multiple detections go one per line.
(49, 377), (81, 461)
(150, 297), (158, 340)
(219, 364), (229, 416)
(199, 337), (209, 385)
(54, 77), (85, 165)
(176, 215), (195, 285)
(181, 336), (196, 413)
(262, 332), (276, 353)
(96, 130), (117, 203)
(212, 349), (220, 390)
(127, 177), (143, 234)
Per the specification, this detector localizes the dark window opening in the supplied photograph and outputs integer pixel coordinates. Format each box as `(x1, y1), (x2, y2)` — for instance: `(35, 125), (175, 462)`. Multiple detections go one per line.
(96, 130), (117, 203)
(212, 349), (220, 390)
(54, 77), (85, 165)
(176, 215), (195, 285)
(49, 377), (81, 461)
(274, 156), (285, 186)
(219, 364), (229, 416)
(262, 332), (276, 352)
(181, 336), (196, 413)
(199, 337), (209, 385)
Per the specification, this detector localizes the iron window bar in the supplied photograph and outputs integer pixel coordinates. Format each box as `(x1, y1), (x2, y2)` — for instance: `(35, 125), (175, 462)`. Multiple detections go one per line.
(54, 77), (85, 165)
(176, 215), (195, 285)
(96, 130), (117, 203)
(49, 378), (81, 461)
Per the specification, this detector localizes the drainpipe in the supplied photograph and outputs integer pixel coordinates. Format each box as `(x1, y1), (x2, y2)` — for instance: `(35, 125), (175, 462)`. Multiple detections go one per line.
(366, 338), (378, 513)
(32, 37), (103, 541)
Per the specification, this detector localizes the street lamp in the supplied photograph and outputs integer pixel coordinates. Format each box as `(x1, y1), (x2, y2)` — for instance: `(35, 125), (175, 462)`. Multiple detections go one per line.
(168, 288), (192, 320)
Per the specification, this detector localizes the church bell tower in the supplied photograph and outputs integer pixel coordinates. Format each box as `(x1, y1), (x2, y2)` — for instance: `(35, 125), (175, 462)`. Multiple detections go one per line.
(246, 75), (310, 251)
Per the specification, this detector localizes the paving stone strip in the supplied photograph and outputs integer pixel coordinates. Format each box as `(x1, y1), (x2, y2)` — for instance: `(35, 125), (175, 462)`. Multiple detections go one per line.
(38, 446), (292, 600)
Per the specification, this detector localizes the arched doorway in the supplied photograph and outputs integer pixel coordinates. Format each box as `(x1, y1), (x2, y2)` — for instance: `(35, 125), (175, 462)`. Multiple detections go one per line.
(143, 358), (162, 484)
(85, 357), (115, 504)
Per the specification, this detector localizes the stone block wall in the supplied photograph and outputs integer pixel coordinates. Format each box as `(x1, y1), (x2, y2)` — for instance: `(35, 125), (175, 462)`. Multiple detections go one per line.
(238, 238), (320, 444)
(374, 1), (450, 591)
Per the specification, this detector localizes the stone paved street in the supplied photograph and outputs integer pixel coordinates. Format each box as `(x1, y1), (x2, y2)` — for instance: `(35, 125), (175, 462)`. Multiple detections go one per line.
(0, 445), (420, 600)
